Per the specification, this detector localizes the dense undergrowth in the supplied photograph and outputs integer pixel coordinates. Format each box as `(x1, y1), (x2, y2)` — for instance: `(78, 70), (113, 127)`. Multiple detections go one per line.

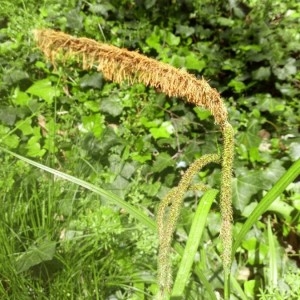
(0, 0), (299, 299)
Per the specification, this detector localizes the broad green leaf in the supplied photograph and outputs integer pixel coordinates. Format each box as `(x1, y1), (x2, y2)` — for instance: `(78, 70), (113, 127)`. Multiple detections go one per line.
(261, 160), (286, 189)
(232, 168), (263, 211)
(66, 8), (83, 30)
(80, 73), (103, 89)
(15, 119), (33, 135)
(26, 79), (60, 104)
(26, 139), (46, 157)
(81, 114), (105, 137)
(146, 29), (161, 52)
(289, 142), (300, 161)
(150, 121), (174, 140)
(176, 25), (195, 38)
(1, 134), (20, 149)
(0, 106), (17, 125)
(170, 55), (185, 68)
(252, 67), (271, 81)
(237, 119), (261, 148)
(228, 79), (246, 93)
(165, 32), (180, 46)
(152, 152), (174, 173)
(16, 240), (56, 273)
(185, 54), (206, 71)
(100, 96), (123, 117)
(13, 88), (31, 106)
(3, 69), (29, 85)
(84, 100), (100, 112)
(130, 152), (152, 163)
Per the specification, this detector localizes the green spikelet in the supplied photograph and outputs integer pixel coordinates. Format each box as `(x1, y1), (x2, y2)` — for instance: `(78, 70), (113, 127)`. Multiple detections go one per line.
(220, 122), (234, 274)
(157, 154), (221, 294)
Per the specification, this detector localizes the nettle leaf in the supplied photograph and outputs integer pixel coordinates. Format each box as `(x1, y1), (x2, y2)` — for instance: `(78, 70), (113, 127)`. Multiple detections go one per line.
(88, 3), (115, 17)
(273, 58), (297, 80)
(16, 240), (56, 273)
(120, 162), (137, 179)
(152, 152), (174, 173)
(145, 0), (156, 9)
(100, 96), (123, 117)
(26, 79), (60, 104)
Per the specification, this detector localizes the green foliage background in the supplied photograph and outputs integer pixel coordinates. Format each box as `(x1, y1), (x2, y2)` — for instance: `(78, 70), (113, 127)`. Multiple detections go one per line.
(0, 0), (299, 299)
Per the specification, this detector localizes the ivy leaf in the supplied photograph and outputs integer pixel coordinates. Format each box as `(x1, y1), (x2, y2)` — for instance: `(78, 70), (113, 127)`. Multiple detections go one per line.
(252, 67), (271, 81)
(100, 96), (123, 117)
(261, 160), (286, 189)
(185, 54), (206, 71)
(150, 121), (174, 140)
(152, 152), (174, 173)
(237, 119), (261, 148)
(232, 168), (264, 211)
(176, 25), (195, 38)
(165, 32), (180, 46)
(228, 79), (246, 93)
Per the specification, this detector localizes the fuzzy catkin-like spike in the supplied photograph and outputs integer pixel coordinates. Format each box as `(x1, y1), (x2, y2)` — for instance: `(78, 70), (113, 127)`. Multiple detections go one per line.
(220, 122), (234, 274)
(157, 154), (221, 294)
(33, 29), (228, 126)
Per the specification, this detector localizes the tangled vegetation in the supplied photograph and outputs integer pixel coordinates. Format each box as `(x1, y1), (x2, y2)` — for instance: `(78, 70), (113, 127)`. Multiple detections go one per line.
(0, 0), (299, 299)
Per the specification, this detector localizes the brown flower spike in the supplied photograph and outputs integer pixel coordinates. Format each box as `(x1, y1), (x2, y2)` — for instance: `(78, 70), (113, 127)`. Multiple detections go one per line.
(34, 29), (234, 297)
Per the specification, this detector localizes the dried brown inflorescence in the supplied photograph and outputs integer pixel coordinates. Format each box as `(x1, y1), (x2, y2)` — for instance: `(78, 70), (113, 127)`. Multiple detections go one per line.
(33, 29), (228, 126)
(34, 29), (234, 297)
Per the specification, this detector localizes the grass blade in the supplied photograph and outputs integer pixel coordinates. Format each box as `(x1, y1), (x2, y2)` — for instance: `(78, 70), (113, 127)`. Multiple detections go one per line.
(267, 217), (277, 287)
(0, 147), (156, 231)
(1, 147), (218, 297)
(232, 159), (300, 255)
(171, 189), (218, 297)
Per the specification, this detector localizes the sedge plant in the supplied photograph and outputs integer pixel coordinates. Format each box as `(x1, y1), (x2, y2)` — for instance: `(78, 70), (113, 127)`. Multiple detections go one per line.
(32, 29), (234, 298)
